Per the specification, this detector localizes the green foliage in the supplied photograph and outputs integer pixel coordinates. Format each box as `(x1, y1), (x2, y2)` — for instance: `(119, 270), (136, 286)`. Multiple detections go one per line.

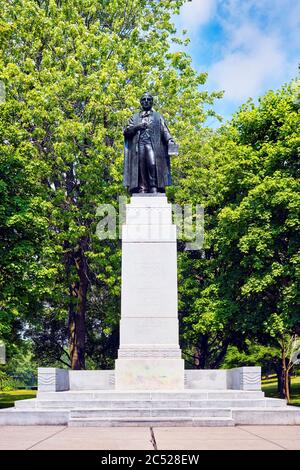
(0, 0), (219, 367)
(222, 342), (280, 375)
(3, 347), (38, 387)
(1, 0), (298, 374)
(175, 79), (300, 368)
(0, 370), (20, 391)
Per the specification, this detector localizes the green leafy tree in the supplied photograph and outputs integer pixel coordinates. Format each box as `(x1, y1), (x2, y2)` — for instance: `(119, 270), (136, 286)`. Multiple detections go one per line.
(0, 0), (220, 369)
(175, 78), (300, 383)
(264, 314), (300, 400)
(0, 89), (51, 360)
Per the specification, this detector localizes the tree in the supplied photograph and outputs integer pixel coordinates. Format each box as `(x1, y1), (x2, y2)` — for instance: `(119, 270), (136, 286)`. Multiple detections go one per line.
(264, 313), (300, 401)
(0, 0), (220, 369)
(0, 89), (52, 361)
(175, 78), (300, 379)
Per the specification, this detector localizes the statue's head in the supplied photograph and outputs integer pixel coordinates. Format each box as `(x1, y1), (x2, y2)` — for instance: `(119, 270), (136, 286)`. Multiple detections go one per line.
(140, 92), (153, 111)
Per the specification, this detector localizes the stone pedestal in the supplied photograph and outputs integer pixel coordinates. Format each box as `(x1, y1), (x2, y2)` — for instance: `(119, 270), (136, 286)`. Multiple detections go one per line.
(115, 194), (184, 390)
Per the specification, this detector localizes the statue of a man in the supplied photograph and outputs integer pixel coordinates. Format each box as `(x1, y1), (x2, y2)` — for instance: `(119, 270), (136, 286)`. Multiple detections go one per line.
(123, 92), (177, 194)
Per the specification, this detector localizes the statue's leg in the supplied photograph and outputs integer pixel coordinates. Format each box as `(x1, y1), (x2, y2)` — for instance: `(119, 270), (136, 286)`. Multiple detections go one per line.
(138, 143), (148, 192)
(145, 144), (157, 192)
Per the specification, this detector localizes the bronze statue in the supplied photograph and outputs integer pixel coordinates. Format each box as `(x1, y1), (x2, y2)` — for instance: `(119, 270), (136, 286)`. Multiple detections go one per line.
(123, 92), (178, 194)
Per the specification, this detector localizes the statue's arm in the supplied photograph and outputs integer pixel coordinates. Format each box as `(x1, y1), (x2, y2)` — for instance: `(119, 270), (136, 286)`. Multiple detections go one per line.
(124, 115), (145, 137)
(124, 116), (137, 137)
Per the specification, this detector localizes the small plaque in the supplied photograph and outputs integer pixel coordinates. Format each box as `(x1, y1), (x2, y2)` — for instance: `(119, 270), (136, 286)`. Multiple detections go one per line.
(168, 141), (178, 156)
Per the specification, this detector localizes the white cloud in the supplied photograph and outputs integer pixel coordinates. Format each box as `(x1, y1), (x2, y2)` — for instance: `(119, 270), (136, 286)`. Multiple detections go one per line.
(178, 0), (216, 32)
(209, 25), (286, 101)
(173, 0), (299, 120)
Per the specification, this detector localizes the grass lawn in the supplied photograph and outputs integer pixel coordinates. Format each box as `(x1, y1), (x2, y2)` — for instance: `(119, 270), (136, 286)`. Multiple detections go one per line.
(262, 375), (300, 406)
(0, 389), (37, 409)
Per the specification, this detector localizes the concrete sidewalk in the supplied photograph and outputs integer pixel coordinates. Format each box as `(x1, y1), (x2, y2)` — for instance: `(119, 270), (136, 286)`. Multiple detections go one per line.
(1, 426), (300, 450)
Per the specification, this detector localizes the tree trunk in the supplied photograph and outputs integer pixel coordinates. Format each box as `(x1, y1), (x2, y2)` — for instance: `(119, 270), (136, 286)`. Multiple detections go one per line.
(69, 283), (87, 370)
(284, 368), (291, 402)
(279, 365), (286, 399)
(69, 239), (89, 370)
(278, 349), (291, 401)
(63, 161), (90, 370)
(194, 335), (208, 369)
(194, 347), (201, 368)
(211, 339), (230, 369)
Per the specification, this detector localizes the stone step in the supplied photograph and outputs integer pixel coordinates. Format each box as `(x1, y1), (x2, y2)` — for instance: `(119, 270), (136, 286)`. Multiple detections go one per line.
(36, 390), (265, 401)
(233, 407), (300, 425)
(2, 404), (300, 426)
(70, 408), (232, 418)
(69, 407), (300, 427)
(68, 416), (235, 427)
(0, 409), (68, 425)
(232, 406), (300, 426)
(15, 397), (286, 410)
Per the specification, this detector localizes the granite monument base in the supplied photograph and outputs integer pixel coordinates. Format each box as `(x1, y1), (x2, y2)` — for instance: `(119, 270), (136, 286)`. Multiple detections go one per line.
(2, 367), (300, 426)
(115, 194), (184, 390)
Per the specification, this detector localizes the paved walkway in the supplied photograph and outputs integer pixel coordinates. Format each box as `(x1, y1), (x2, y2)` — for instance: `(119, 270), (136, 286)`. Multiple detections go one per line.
(1, 426), (300, 450)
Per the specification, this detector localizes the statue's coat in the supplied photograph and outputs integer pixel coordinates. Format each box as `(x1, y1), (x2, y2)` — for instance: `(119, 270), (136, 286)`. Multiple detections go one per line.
(123, 110), (172, 192)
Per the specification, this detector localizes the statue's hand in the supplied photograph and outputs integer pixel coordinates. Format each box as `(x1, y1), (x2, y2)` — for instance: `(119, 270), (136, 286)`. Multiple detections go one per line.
(137, 122), (148, 130)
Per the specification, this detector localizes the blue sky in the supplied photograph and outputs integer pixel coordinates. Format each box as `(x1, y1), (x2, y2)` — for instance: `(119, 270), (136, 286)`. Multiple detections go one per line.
(174, 0), (300, 126)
